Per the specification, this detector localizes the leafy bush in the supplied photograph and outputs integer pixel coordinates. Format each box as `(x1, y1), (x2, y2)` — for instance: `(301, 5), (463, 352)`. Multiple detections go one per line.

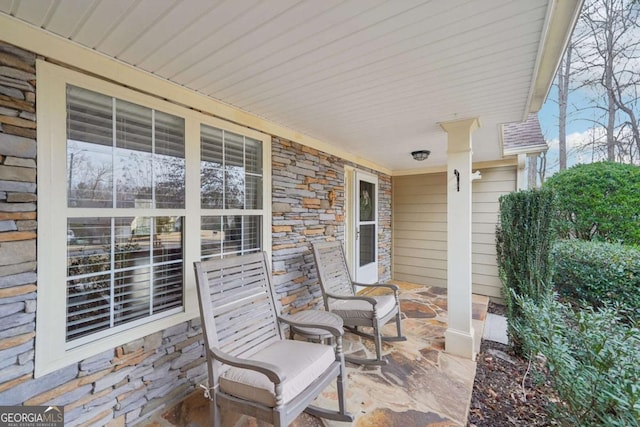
(516, 294), (640, 426)
(553, 240), (640, 321)
(496, 188), (556, 352)
(544, 162), (640, 246)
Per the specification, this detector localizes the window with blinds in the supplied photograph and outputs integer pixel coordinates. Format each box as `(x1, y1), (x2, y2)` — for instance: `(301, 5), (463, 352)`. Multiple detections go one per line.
(65, 85), (185, 344)
(200, 124), (263, 259)
(37, 61), (271, 375)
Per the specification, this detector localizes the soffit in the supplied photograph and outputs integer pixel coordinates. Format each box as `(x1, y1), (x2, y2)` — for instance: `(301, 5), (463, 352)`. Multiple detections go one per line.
(0, 0), (577, 173)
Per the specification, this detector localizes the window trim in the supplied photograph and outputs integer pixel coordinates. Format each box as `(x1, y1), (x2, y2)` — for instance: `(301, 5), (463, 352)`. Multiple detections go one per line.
(36, 60), (271, 377)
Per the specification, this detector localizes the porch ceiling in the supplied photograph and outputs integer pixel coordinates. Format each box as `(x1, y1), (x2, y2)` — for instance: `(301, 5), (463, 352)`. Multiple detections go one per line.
(0, 0), (580, 173)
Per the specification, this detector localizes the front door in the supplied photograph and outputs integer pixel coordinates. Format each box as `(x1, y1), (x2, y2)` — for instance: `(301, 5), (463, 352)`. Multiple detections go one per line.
(354, 170), (378, 284)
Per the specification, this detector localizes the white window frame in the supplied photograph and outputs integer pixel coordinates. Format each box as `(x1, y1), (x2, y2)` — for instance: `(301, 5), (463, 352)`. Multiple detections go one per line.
(199, 123), (267, 260)
(36, 60), (271, 376)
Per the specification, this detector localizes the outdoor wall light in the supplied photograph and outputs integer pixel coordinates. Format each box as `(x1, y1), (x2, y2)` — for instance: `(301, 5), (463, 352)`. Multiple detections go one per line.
(411, 150), (431, 161)
(327, 190), (336, 207)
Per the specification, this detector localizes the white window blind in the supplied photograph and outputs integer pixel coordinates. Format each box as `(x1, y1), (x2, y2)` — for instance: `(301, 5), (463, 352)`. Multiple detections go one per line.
(65, 85), (185, 344)
(200, 124), (264, 259)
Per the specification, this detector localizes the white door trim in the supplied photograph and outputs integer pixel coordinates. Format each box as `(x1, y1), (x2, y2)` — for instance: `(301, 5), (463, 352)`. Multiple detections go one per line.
(344, 166), (355, 277)
(352, 169), (378, 284)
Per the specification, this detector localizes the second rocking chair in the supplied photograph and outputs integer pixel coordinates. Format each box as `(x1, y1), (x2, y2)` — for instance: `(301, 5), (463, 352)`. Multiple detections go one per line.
(312, 241), (406, 365)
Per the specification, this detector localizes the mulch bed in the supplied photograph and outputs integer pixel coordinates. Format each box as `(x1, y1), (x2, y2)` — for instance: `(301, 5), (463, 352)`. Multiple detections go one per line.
(468, 303), (558, 426)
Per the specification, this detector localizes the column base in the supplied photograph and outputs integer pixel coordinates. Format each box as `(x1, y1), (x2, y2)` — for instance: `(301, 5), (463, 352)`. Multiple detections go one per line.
(445, 327), (475, 360)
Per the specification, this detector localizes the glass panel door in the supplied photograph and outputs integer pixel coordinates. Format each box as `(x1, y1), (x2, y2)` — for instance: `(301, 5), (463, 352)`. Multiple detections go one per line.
(355, 171), (378, 284)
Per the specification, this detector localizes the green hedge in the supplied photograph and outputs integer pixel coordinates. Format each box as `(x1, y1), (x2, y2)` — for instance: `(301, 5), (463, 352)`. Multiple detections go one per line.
(496, 188), (556, 352)
(516, 294), (640, 426)
(543, 162), (640, 246)
(553, 240), (640, 321)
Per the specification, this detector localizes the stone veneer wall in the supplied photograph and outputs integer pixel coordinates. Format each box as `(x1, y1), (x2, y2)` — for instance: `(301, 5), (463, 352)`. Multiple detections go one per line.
(0, 41), (392, 425)
(0, 42), (208, 426)
(378, 171), (392, 282)
(271, 137), (392, 314)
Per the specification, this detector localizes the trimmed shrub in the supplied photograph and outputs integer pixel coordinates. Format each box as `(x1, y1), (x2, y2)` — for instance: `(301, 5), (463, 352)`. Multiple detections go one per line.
(516, 294), (640, 426)
(496, 188), (556, 352)
(543, 162), (640, 246)
(553, 239), (640, 322)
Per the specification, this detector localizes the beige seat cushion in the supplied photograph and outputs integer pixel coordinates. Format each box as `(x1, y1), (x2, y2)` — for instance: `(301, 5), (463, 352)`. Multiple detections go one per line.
(329, 294), (396, 320)
(219, 340), (335, 407)
(287, 309), (344, 338)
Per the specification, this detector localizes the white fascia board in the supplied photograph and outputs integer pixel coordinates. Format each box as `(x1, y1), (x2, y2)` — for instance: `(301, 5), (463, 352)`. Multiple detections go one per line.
(525, 0), (584, 117)
(503, 145), (549, 156)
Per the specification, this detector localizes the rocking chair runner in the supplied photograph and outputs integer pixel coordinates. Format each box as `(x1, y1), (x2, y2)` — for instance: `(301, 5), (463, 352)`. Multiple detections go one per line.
(312, 241), (407, 365)
(193, 252), (353, 427)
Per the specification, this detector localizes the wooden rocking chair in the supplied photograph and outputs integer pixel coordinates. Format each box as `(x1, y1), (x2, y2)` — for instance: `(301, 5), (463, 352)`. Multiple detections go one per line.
(312, 241), (406, 365)
(194, 252), (353, 427)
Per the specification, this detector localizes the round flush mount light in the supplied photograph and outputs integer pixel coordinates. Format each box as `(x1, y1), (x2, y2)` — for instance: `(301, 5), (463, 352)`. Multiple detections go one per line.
(411, 150), (431, 161)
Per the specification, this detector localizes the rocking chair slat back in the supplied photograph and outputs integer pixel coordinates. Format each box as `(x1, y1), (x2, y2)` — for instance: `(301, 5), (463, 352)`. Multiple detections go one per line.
(196, 253), (282, 362)
(313, 241), (355, 297)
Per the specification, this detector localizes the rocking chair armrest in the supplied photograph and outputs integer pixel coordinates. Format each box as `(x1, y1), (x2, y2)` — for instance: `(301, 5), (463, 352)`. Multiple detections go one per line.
(326, 292), (378, 307)
(277, 316), (344, 337)
(353, 282), (399, 293)
(209, 347), (286, 384)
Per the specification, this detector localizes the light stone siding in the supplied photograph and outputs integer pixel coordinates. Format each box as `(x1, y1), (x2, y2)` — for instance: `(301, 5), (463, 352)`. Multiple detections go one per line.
(0, 41), (393, 425)
(392, 166), (516, 301)
(271, 137), (392, 314)
(0, 40), (39, 403)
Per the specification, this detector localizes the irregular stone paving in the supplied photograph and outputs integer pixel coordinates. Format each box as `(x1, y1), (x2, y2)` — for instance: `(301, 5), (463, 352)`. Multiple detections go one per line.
(151, 282), (488, 427)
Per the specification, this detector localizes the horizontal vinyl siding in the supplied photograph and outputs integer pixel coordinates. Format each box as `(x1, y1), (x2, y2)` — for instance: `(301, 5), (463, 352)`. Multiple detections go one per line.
(393, 173), (447, 287)
(392, 167), (516, 300)
(472, 166), (517, 300)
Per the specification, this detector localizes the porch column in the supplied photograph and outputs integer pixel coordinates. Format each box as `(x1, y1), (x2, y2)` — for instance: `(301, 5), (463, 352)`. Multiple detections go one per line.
(440, 117), (480, 359)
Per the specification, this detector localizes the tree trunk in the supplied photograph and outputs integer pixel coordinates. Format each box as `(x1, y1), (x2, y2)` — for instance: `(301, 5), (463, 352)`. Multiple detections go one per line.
(604, 0), (617, 161)
(558, 46), (572, 170)
(611, 73), (640, 160)
(606, 72), (617, 161)
(537, 151), (547, 184)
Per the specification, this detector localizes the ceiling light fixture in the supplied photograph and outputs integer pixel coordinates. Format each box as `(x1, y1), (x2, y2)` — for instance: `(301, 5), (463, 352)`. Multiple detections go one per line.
(411, 150), (431, 161)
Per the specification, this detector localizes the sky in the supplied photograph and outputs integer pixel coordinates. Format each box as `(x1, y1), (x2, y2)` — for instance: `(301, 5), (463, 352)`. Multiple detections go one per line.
(538, 88), (586, 175)
(536, 85), (613, 176)
(538, 88), (592, 139)
(534, 0), (640, 177)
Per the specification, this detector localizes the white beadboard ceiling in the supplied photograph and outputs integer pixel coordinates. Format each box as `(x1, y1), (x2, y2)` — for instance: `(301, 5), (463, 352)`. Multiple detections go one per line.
(0, 0), (579, 172)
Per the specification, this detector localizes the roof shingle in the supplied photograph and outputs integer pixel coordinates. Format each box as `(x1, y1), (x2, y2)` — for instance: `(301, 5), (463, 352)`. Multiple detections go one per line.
(502, 114), (548, 156)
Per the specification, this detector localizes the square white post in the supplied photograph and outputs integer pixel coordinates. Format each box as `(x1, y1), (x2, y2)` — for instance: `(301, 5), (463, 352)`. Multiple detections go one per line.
(440, 118), (479, 359)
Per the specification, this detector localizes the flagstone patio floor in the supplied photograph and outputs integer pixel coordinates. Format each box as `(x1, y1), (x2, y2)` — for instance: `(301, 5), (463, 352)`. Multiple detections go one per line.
(145, 282), (489, 427)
